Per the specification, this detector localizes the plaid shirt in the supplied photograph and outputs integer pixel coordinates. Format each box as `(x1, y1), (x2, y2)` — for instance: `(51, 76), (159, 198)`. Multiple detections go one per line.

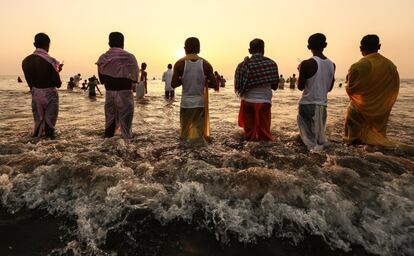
(234, 53), (279, 96)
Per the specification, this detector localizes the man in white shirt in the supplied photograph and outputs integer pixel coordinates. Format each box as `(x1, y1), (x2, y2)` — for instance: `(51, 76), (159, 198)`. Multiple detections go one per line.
(162, 64), (174, 99)
(297, 33), (335, 151)
(171, 37), (217, 143)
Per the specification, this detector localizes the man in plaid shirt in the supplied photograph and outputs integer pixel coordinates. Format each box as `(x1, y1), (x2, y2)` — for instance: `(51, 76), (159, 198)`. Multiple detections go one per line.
(235, 39), (279, 141)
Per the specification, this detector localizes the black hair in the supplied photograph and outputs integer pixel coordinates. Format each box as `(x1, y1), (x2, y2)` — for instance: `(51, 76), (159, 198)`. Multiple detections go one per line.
(109, 32), (124, 48)
(249, 39), (265, 54)
(360, 34), (380, 52)
(141, 62), (147, 69)
(184, 37), (200, 54)
(167, 64), (172, 69)
(308, 33), (327, 50)
(34, 33), (50, 48)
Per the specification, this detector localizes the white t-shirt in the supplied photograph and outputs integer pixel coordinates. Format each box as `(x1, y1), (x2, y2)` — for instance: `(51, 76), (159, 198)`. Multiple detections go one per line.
(242, 85), (273, 104)
(162, 69), (173, 91)
(181, 59), (205, 108)
(299, 56), (335, 106)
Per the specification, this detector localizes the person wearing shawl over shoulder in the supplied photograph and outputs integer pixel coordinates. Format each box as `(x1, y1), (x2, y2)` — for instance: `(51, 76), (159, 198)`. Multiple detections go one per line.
(96, 32), (138, 139)
(297, 33), (335, 151)
(344, 35), (414, 153)
(171, 37), (217, 144)
(22, 33), (63, 139)
(235, 38), (279, 141)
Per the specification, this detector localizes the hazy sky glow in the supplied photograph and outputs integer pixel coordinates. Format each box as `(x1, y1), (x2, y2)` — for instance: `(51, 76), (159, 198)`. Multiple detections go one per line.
(1, 0), (413, 78)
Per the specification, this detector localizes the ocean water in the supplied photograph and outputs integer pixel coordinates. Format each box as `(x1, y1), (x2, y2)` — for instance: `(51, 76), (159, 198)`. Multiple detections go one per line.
(0, 75), (413, 255)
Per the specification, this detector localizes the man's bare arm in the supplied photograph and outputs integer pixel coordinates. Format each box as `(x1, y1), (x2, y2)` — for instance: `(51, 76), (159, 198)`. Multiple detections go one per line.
(203, 61), (217, 89)
(298, 59), (317, 91)
(328, 63), (336, 92)
(298, 61), (308, 91)
(171, 60), (184, 88)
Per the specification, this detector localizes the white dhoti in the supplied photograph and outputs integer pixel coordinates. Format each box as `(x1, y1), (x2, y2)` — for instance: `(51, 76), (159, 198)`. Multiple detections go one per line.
(136, 82), (145, 100)
(297, 104), (327, 151)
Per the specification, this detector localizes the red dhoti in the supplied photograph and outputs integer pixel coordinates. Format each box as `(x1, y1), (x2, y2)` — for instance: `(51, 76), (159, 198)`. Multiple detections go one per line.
(238, 100), (272, 141)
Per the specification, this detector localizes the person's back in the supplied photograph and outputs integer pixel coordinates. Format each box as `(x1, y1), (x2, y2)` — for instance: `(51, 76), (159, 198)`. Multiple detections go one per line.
(299, 56), (334, 106)
(171, 37), (217, 143)
(163, 64), (174, 99)
(289, 74), (297, 89)
(96, 32), (138, 139)
(67, 77), (75, 90)
(348, 54), (398, 107)
(23, 55), (61, 89)
(74, 74), (81, 86)
(278, 75), (285, 89)
(181, 59), (206, 107)
(214, 72), (221, 91)
(139, 63), (148, 95)
(22, 33), (63, 138)
(297, 33), (335, 151)
(235, 39), (279, 141)
(345, 35), (400, 147)
(220, 76), (226, 87)
(81, 80), (87, 90)
(88, 79), (96, 96)
(242, 58), (273, 105)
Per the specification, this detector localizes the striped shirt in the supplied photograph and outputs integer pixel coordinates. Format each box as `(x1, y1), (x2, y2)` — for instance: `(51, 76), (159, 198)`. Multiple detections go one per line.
(235, 53), (279, 96)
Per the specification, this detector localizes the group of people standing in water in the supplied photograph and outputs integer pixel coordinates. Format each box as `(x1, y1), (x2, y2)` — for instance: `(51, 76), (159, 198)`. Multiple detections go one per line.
(21, 31), (404, 151)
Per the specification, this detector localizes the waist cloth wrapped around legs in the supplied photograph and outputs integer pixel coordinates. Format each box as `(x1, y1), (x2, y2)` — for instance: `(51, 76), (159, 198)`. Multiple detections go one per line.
(31, 87), (59, 137)
(180, 107), (210, 143)
(238, 100), (272, 141)
(105, 90), (134, 139)
(297, 104), (327, 150)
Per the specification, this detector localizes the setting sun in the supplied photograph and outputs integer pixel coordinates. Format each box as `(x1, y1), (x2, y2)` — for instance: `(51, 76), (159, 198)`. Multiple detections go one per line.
(175, 48), (185, 59)
(1, 1), (413, 256)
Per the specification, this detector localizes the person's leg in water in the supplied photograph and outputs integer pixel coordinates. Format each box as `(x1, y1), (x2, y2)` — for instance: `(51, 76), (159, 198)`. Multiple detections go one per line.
(105, 121), (116, 138)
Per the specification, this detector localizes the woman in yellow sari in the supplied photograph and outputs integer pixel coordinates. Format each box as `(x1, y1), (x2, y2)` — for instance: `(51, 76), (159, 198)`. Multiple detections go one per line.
(345, 35), (400, 147)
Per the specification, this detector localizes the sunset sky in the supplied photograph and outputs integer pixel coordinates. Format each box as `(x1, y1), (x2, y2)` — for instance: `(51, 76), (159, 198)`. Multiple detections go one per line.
(0, 0), (413, 78)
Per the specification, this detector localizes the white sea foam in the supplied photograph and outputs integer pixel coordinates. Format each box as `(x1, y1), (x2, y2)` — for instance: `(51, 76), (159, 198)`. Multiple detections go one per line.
(0, 77), (413, 255)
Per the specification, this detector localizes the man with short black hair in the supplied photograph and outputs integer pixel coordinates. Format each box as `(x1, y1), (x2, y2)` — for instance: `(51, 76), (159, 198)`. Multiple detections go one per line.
(344, 34), (400, 147)
(297, 33), (335, 151)
(171, 37), (217, 143)
(22, 33), (63, 139)
(96, 32), (138, 139)
(235, 38), (279, 141)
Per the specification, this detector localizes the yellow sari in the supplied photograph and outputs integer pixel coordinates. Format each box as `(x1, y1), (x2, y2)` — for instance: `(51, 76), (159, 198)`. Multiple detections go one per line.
(344, 53), (401, 147)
